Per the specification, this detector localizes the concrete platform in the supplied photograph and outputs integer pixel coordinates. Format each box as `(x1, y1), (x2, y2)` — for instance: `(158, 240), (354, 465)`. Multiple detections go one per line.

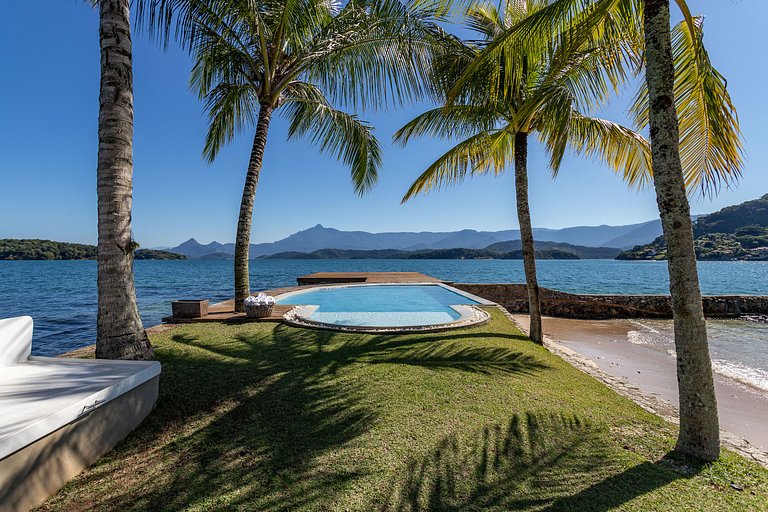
(297, 272), (445, 285)
(0, 316), (161, 512)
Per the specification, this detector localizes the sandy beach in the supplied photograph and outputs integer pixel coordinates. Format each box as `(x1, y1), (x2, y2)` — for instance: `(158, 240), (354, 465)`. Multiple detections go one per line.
(513, 314), (768, 454)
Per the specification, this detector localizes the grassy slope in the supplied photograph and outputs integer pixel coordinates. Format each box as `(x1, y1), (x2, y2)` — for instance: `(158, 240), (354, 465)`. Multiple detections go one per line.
(40, 310), (768, 511)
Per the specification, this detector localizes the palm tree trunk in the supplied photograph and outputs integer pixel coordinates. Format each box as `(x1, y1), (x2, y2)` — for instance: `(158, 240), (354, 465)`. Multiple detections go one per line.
(95, 0), (153, 360)
(644, 0), (719, 460)
(514, 132), (543, 344)
(234, 104), (273, 312)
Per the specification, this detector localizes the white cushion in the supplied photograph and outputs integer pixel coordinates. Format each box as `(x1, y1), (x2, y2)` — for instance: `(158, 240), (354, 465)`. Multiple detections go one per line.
(0, 316), (32, 366)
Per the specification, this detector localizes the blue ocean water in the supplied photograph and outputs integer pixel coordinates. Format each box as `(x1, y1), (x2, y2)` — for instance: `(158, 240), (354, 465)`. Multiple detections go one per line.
(1, 259), (766, 355)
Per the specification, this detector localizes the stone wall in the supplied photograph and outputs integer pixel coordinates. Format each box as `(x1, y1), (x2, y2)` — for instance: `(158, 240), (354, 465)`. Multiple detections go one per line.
(454, 283), (768, 320)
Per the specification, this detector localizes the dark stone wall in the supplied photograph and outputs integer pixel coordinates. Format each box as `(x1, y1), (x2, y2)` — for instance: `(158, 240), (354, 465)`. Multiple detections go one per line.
(454, 283), (768, 319)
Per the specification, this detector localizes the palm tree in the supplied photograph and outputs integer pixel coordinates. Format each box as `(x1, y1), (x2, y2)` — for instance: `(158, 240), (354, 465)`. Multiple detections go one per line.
(395, 0), (649, 344)
(139, 0), (445, 311)
(639, 0), (741, 461)
(95, 0), (153, 360)
(453, 0), (742, 460)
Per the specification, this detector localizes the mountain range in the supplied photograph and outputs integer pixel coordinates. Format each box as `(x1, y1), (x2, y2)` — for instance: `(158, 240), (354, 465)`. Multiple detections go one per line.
(169, 220), (665, 259)
(262, 239), (621, 260)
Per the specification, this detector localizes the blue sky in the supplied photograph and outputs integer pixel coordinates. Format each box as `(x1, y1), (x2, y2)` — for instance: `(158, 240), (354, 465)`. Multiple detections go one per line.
(1, 1), (766, 248)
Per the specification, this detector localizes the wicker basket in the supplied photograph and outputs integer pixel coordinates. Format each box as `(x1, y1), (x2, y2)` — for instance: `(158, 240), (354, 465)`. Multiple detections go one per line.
(244, 303), (274, 318)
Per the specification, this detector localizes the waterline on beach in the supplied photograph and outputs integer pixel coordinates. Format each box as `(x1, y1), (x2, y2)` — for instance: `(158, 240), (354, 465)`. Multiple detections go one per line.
(528, 315), (768, 450)
(625, 318), (768, 394)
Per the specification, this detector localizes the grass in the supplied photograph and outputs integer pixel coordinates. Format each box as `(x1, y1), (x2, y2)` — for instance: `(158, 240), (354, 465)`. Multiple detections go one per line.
(40, 309), (768, 511)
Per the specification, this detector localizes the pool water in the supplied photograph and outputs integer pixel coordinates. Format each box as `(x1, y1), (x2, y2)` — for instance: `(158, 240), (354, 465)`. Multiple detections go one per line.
(276, 284), (482, 327)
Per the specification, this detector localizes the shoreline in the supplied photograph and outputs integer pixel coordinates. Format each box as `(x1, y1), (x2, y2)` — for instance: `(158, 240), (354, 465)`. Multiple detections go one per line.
(509, 312), (768, 466)
(60, 301), (768, 466)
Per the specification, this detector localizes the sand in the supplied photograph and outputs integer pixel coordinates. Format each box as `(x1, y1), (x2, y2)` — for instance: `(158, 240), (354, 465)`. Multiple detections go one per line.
(511, 314), (768, 462)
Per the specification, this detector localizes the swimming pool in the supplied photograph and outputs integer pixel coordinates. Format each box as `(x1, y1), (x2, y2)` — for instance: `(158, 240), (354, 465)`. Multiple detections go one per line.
(275, 283), (493, 331)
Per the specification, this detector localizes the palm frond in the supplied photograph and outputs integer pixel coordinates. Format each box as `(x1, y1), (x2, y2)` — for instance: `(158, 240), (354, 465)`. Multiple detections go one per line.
(630, 17), (744, 194)
(282, 92), (382, 194)
(449, 0), (624, 103)
(393, 105), (500, 145)
(556, 112), (651, 187)
(297, 0), (453, 110)
(198, 79), (261, 162)
(402, 128), (515, 202)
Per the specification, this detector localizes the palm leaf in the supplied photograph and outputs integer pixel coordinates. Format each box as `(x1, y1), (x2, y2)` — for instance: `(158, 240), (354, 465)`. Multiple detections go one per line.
(199, 80), (261, 162)
(559, 112), (651, 186)
(630, 17), (744, 194)
(393, 105), (500, 145)
(402, 128), (515, 202)
(282, 90), (382, 195)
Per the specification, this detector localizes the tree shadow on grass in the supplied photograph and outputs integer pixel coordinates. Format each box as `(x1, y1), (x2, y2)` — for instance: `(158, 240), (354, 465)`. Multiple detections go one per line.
(376, 413), (698, 512)
(46, 322), (549, 511)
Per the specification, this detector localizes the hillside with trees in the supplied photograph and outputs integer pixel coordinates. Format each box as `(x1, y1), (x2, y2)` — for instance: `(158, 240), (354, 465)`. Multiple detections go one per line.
(261, 239), (620, 260)
(618, 195), (768, 261)
(0, 239), (186, 260)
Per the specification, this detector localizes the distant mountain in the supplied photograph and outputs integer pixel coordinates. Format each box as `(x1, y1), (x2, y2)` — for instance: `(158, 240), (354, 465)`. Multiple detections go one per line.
(484, 240), (621, 259)
(262, 239), (619, 260)
(264, 249), (409, 259)
(173, 238), (233, 259)
(602, 220), (663, 249)
(618, 194), (768, 261)
(171, 220), (663, 259)
(263, 247), (581, 260)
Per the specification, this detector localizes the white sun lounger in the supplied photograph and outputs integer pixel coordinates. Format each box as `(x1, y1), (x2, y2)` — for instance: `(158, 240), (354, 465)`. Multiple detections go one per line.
(0, 316), (161, 512)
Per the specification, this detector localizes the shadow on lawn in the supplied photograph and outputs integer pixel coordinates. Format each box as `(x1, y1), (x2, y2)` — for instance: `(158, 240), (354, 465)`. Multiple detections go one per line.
(377, 413), (699, 512)
(50, 323), (549, 511)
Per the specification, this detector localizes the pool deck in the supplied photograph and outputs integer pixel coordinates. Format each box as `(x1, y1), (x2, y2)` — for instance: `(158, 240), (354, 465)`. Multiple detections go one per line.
(297, 271), (448, 285)
(162, 272), (451, 324)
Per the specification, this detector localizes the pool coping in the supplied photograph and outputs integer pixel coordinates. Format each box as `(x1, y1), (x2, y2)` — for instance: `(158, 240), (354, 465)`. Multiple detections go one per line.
(283, 305), (492, 334)
(273, 282), (496, 306)
(275, 282), (495, 333)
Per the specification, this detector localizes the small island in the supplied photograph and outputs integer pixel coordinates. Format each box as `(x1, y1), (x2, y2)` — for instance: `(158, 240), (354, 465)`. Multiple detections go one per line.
(0, 239), (186, 261)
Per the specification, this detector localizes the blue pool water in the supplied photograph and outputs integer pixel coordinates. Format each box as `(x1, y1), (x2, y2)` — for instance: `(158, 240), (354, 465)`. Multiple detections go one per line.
(276, 284), (481, 327)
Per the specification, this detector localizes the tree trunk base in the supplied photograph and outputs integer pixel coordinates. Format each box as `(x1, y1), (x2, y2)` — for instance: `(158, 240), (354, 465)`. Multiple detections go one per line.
(96, 331), (154, 360)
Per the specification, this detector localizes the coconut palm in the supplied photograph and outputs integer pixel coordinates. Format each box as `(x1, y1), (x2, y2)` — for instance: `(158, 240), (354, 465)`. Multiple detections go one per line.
(638, 0), (742, 461)
(139, 0), (446, 311)
(454, 0), (742, 460)
(395, 0), (649, 344)
(95, 0), (153, 360)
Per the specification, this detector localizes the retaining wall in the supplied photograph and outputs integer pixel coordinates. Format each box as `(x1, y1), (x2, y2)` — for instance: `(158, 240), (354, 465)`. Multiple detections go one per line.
(453, 283), (768, 319)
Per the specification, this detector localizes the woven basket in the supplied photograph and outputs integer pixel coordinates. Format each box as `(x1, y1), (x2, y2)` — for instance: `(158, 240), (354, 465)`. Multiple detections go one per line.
(244, 303), (274, 318)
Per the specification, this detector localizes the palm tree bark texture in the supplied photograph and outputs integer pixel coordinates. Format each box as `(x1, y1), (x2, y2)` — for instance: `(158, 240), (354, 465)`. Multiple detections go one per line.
(513, 131), (543, 344)
(96, 0), (153, 360)
(644, 0), (719, 460)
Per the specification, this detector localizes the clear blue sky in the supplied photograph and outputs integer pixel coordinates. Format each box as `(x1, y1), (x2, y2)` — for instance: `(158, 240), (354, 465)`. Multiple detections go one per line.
(1, 1), (766, 248)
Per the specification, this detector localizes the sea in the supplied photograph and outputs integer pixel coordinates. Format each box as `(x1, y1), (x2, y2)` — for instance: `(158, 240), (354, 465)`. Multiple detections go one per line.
(1, 260), (767, 388)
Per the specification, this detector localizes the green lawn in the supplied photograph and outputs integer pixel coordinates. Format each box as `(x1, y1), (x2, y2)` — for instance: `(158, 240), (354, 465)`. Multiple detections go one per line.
(40, 309), (768, 511)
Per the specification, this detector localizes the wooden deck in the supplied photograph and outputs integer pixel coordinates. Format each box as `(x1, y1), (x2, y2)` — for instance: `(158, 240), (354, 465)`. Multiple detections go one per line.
(296, 271), (446, 285)
(162, 286), (302, 324)
(162, 273), (448, 324)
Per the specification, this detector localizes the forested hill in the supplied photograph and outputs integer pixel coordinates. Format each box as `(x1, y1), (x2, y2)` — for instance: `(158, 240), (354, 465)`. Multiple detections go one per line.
(0, 239), (186, 260)
(262, 247), (581, 260)
(617, 194), (768, 261)
(262, 239), (620, 260)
